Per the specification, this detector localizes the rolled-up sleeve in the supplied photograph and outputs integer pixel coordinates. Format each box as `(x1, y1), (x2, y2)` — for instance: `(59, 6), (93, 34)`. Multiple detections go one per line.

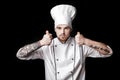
(83, 45), (113, 58)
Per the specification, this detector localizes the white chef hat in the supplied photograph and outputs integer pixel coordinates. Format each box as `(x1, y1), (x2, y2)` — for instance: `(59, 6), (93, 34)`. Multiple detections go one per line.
(50, 4), (76, 28)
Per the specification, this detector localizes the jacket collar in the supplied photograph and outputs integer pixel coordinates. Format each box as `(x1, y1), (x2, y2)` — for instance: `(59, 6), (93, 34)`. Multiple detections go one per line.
(53, 37), (72, 45)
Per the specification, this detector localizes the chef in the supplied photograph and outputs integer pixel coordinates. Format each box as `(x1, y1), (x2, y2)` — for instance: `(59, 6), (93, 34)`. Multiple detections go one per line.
(16, 4), (113, 80)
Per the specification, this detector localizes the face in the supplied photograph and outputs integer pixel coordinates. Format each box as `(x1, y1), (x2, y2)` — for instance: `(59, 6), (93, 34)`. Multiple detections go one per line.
(55, 24), (72, 43)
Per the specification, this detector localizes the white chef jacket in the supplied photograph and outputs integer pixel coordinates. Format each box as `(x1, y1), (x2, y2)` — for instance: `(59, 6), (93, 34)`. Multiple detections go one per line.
(16, 37), (112, 80)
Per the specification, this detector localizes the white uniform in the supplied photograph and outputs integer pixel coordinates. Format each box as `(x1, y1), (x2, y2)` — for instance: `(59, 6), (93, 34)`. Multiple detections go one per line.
(16, 37), (112, 80)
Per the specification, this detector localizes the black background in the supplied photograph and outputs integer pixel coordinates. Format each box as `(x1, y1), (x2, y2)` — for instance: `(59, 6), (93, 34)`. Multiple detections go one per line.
(2, 0), (119, 80)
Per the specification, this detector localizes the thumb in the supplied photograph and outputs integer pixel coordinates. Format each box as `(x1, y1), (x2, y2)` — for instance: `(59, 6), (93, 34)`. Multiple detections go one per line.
(46, 30), (49, 34)
(77, 32), (80, 35)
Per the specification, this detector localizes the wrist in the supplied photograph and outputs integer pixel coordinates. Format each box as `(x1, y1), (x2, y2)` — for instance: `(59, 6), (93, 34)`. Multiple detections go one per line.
(39, 40), (44, 46)
(84, 38), (89, 45)
(84, 38), (95, 46)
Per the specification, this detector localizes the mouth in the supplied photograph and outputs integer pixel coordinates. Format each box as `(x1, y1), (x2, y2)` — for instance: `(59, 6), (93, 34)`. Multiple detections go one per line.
(60, 35), (65, 38)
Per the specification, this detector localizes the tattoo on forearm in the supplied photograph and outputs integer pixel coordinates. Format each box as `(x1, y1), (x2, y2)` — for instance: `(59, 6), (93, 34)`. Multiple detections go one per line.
(89, 45), (109, 53)
(18, 41), (41, 57)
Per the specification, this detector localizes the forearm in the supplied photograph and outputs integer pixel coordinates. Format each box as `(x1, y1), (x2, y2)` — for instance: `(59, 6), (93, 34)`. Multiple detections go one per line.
(84, 38), (112, 55)
(16, 41), (41, 58)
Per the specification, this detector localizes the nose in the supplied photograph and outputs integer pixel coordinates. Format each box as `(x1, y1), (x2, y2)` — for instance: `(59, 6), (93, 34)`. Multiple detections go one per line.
(61, 29), (65, 34)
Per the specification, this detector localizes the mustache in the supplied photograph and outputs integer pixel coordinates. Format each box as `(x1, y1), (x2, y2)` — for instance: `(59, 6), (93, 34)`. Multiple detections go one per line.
(60, 33), (65, 36)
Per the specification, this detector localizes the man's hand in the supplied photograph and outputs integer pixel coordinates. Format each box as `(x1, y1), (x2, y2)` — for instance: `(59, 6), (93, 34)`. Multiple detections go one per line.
(40, 30), (53, 46)
(75, 32), (85, 45)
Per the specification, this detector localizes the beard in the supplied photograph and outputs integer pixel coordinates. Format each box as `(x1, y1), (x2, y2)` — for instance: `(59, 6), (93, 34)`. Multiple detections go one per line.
(58, 34), (69, 43)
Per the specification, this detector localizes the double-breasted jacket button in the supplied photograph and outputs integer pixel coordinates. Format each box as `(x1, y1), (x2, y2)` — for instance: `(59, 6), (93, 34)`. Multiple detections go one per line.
(57, 72), (60, 74)
(55, 45), (57, 47)
(71, 58), (74, 60)
(56, 59), (59, 61)
(71, 44), (73, 46)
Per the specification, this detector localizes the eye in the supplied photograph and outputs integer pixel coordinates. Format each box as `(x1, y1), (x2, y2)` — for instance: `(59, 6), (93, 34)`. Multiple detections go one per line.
(56, 27), (61, 29)
(65, 27), (70, 30)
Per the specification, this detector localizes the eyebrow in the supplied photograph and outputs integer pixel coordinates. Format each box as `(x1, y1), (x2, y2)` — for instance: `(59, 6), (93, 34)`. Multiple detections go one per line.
(56, 26), (70, 28)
